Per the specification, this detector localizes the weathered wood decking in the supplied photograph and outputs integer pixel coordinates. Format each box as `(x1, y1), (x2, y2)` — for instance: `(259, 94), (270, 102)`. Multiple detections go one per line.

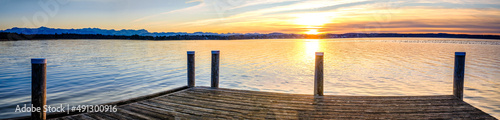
(52, 86), (495, 120)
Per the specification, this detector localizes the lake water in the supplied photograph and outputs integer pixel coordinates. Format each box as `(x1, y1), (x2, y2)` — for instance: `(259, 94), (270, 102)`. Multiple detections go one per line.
(0, 38), (499, 118)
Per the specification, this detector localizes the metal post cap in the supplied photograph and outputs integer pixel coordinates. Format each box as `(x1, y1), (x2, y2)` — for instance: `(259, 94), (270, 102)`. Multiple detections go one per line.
(212, 50), (220, 54)
(316, 52), (324, 56)
(455, 52), (466, 56)
(187, 51), (195, 54)
(31, 58), (47, 64)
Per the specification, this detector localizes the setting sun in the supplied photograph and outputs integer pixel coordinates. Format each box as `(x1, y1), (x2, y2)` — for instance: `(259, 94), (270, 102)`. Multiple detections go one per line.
(293, 13), (333, 27)
(305, 29), (320, 34)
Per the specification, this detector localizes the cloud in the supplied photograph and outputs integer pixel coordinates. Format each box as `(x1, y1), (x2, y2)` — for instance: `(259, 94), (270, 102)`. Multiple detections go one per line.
(175, 0), (370, 26)
(321, 20), (500, 31)
(186, 0), (203, 3)
(131, 2), (207, 23)
(131, 0), (299, 23)
(265, 0), (378, 15)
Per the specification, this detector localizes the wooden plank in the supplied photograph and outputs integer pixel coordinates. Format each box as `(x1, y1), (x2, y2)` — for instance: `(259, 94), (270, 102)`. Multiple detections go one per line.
(146, 99), (245, 119)
(138, 100), (222, 119)
(119, 103), (175, 119)
(169, 92), (474, 111)
(129, 102), (194, 118)
(99, 110), (137, 120)
(193, 87), (457, 101)
(183, 89), (462, 105)
(155, 95), (275, 118)
(112, 106), (156, 120)
(60, 114), (95, 120)
(82, 113), (115, 120)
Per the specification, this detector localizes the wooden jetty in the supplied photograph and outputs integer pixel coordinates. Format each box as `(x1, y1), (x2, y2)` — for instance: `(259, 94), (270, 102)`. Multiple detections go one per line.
(13, 51), (496, 119)
(52, 86), (494, 119)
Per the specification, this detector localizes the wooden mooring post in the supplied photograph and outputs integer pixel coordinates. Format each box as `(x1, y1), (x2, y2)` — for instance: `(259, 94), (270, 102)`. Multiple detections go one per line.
(187, 51), (195, 87)
(314, 52), (324, 96)
(211, 50), (220, 88)
(31, 58), (47, 120)
(453, 52), (466, 100)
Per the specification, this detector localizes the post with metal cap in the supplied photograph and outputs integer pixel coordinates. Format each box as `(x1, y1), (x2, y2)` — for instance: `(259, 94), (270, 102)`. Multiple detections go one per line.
(314, 52), (324, 96)
(187, 51), (195, 87)
(453, 52), (466, 100)
(31, 58), (47, 120)
(211, 50), (220, 88)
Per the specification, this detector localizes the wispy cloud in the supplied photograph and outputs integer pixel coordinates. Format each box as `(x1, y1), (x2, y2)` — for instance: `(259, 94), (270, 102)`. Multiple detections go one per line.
(131, 2), (207, 23)
(176, 0), (371, 26)
(132, 0), (300, 23)
(186, 0), (203, 3)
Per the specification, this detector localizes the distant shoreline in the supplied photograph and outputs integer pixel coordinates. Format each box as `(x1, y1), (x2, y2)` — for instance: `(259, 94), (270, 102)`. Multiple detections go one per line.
(1, 32), (499, 41)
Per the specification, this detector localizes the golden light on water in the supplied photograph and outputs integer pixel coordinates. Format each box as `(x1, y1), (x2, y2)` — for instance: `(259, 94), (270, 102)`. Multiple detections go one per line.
(305, 39), (321, 59)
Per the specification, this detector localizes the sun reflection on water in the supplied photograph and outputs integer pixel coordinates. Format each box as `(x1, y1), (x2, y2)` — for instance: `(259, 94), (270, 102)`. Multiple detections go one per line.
(305, 39), (320, 53)
(292, 39), (325, 70)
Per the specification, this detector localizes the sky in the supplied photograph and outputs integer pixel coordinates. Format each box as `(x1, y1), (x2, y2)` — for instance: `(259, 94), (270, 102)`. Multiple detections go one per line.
(0, 0), (499, 35)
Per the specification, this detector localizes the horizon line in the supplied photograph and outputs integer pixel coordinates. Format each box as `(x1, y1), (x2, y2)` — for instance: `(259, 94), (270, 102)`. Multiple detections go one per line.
(2, 26), (500, 36)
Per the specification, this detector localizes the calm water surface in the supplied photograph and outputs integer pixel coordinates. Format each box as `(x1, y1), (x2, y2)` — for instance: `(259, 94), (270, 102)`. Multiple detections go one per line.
(0, 38), (499, 118)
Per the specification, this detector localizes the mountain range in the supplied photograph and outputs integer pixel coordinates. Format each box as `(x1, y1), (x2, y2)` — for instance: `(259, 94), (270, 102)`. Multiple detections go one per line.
(0, 27), (238, 36)
(2, 27), (499, 40)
